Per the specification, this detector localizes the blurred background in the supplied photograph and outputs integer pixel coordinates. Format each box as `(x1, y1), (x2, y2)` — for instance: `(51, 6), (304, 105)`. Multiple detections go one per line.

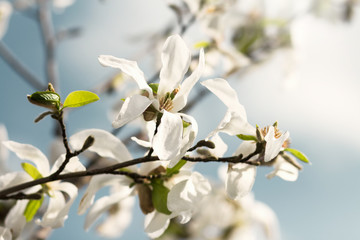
(1, 0), (359, 239)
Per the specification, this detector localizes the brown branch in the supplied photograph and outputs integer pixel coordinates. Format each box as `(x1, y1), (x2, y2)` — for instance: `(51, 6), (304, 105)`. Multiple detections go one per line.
(0, 41), (45, 90)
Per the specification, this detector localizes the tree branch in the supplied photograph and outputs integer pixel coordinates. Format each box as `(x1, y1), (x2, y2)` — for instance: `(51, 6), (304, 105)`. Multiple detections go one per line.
(0, 41), (45, 90)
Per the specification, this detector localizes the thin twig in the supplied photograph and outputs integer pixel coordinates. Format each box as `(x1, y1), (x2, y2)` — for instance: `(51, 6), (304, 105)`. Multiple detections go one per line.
(37, 0), (58, 90)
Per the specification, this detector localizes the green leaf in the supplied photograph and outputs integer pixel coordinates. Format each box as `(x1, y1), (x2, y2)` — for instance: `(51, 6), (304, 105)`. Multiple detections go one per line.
(151, 180), (171, 215)
(27, 91), (61, 110)
(149, 83), (159, 94)
(62, 90), (99, 109)
(284, 148), (310, 164)
(21, 163), (43, 180)
(237, 134), (258, 141)
(166, 159), (187, 176)
(23, 196), (44, 222)
(182, 120), (191, 129)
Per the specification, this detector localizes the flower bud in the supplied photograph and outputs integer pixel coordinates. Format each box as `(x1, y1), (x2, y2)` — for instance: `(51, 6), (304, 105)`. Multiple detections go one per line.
(137, 184), (154, 214)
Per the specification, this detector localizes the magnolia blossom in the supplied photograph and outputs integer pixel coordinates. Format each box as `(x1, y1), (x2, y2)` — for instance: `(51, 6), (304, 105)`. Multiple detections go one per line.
(164, 187), (280, 240)
(2, 141), (84, 228)
(143, 163), (211, 238)
(202, 78), (293, 199)
(0, 1), (12, 40)
(98, 35), (204, 166)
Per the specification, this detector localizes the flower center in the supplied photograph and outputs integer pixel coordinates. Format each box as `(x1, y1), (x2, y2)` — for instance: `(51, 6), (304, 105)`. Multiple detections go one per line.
(159, 88), (179, 112)
(261, 126), (290, 148)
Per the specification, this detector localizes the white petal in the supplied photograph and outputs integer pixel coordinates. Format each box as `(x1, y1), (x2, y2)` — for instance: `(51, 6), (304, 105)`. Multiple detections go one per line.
(112, 95), (153, 128)
(84, 189), (133, 231)
(251, 201), (281, 240)
(70, 128), (132, 162)
(2, 141), (49, 176)
(201, 78), (246, 113)
(0, 124), (9, 174)
(95, 197), (135, 238)
(266, 156), (299, 181)
(131, 136), (152, 148)
(0, 172), (32, 191)
(152, 111), (182, 161)
(208, 110), (255, 137)
(98, 55), (153, 97)
(0, 227), (12, 240)
(172, 48), (205, 112)
(264, 127), (289, 162)
(38, 182), (78, 228)
(168, 113), (198, 168)
(50, 155), (85, 174)
(78, 175), (131, 215)
(168, 172), (211, 214)
(4, 200), (27, 238)
(158, 35), (191, 98)
(226, 163), (256, 200)
(144, 211), (171, 239)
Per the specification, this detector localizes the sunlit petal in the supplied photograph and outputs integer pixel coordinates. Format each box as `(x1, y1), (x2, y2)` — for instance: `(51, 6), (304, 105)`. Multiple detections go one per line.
(4, 200), (27, 238)
(70, 128), (132, 162)
(112, 95), (153, 129)
(98, 55), (153, 96)
(264, 126), (289, 162)
(144, 211), (171, 239)
(158, 35), (191, 98)
(172, 48), (205, 112)
(152, 111), (182, 161)
(2, 141), (49, 176)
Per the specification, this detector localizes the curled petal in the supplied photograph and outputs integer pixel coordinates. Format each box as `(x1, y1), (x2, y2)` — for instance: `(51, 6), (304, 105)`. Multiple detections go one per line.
(95, 196), (134, 238)
(144, 211), (171, 239)
(208, 110), (255, 138)
(168, 172), (211, 215)
(84, 187), (134, 233)
(152, 111), (182, 161)
(38, 182), (78, 228)
(4, 200), (27, 238)
(0, 124), (9, 173)
(201, 78), (246, 114)
(226, 163), (256, 200)
(168, 113), (198, 168)
(51, 155), (85, 174)
(264, 127), (289, 162)
(70, 128), (132, 162)
(158, 35), (191, 98)
(172, 48), (205, 112)
(78, 175), (130, 215)
(2, 141), (49, 176)
(0, 227), (12, 240)
(98, 55), (153, 97)
(267, 155), (299, 181)
(112, 95), (153, 129)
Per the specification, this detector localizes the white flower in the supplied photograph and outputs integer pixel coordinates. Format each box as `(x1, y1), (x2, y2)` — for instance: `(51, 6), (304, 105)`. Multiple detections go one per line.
(70, 129), (136, 237)
(2, 141), (84, 228)
(263, 125), (289, 162)
(0, 1), (12, 40)
(99, 35), (204, 164)
(144, 170), (211, 238)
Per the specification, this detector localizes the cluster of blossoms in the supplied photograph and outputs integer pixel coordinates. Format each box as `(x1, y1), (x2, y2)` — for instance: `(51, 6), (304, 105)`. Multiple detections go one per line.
(0, 34), (308, 239)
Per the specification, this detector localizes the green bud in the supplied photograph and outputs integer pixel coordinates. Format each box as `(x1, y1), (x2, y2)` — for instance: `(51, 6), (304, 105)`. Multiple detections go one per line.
(27, 91), (61, 110)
